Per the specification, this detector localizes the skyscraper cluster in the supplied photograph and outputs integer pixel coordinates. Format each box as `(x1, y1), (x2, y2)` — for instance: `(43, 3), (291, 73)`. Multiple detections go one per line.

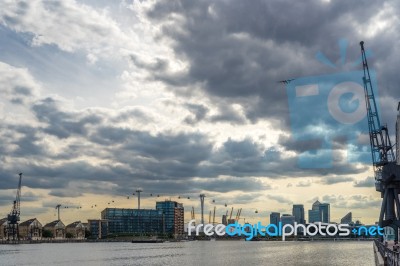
(269, 201), (331, 225)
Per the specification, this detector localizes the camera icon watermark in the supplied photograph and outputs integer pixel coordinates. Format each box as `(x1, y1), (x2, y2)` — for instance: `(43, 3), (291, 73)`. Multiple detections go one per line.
(286, 40), (379, 168)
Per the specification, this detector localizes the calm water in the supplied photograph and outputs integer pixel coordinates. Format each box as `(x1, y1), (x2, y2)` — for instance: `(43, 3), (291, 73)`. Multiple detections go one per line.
(0, 241), (374, 266)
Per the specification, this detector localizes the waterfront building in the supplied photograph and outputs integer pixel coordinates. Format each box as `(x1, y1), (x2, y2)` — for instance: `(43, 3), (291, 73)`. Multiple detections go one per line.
(308, 209), (320, 223)
(341, 212), (352, 224)
(270, 212), (280, 226)
(19, 218), (42, 240)
(319, 203), (330, 223)
(66, 221), (85, 239)
(101, 208), (163, 236)
(281, 214), (295, 233)
(312, 200), (320, 211)
(292, 204), (305, 224)
(308, 200), (330, 223)
(156, 200), (184, 237)
(0, 218), (7, 240)
(88, 219), (108, 239)
(44, 220), (66, 239)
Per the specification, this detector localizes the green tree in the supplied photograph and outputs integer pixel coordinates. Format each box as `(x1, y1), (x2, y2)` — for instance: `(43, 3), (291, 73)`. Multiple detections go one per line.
(42, 229), (53, 238)
(85, 229), (91, 238)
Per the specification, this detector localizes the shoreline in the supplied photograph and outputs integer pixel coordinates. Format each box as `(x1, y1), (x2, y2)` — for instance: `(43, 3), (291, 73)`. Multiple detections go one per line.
(0, 238), (375, 245)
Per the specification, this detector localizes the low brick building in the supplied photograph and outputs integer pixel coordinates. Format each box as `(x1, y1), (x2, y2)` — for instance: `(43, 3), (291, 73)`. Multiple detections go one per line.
(66, 221), (85, 239)
(19, 218), (42, 240)
(44, 220), (65, 239)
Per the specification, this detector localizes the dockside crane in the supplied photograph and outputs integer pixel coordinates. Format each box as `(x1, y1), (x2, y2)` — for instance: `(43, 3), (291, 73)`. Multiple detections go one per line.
(235, 208), (242, 222)
(7, 173), (22, 241)
(212, 206), (216, 225)
(360, 41), (400, 241)
(191, 206), (195, 221)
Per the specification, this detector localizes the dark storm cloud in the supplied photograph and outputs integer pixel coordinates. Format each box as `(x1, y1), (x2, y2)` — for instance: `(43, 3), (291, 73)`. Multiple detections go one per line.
(129, 54), (168, 72)
(32, 97), (103, 139)
(0, 92), (370, 197)
(278, 134), (323, 153)
(319, 176), (355, 185)
(8, 125), (45, 157)
(353, 176), (375, 187)
(147, 0), (387, 126)
(0, 191), (41, 207)
(49, 190), (83, 198)
(183, 103), (209, 125)
(13, 86), (32, 96)
(111, 108), (154, 124)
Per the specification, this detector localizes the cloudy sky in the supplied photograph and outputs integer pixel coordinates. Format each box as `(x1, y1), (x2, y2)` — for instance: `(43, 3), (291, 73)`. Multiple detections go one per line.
(0, 0), (399, 225)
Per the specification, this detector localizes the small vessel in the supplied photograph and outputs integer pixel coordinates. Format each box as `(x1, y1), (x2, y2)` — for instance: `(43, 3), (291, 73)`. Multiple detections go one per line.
(131, 239), (164, 243)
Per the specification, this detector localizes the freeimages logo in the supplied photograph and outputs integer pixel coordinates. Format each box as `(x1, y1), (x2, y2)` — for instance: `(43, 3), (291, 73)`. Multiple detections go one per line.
(286, 39), (378, 168)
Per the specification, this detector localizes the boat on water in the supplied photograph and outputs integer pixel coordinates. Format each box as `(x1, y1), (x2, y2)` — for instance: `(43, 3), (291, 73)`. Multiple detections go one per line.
(131, 239), (164, 243)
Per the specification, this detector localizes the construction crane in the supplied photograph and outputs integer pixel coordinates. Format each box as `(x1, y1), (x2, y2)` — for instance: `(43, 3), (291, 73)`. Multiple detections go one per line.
(360, 41), (400, 240)
(212, 206), (216, 225)
(191, 206), (196, 222)
(235, 208), (242, 221)
(200, 194), (205, 225)
(7, 173), (23, 241)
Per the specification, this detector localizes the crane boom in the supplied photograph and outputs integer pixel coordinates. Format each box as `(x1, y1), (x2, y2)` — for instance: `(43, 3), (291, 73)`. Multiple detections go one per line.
(360, 41), (395, 183)
(360, 41), (400, 242)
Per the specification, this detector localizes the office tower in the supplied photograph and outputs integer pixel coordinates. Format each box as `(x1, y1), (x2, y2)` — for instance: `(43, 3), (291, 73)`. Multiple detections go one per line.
(319, 203), (330, 223)
(292, 204), (305, 224)
(156, 200), (184, 237)
(280, 214), (295, 233)
(341, 212), (352, 224)
(270, 212), (280, 226)
(308, 209), (320, 223)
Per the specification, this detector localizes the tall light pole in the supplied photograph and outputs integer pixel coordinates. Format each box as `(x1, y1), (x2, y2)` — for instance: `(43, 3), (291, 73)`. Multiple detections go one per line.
(200, 194), (205, 225)
(55, 204), (61, 221)
(136, 189), (142, 209)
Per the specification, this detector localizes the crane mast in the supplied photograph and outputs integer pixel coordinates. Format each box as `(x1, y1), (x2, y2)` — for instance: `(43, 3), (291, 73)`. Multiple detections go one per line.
(360, 41), (400, 242)
(7, 173), (23, 241)
(360, 41), (395, 183)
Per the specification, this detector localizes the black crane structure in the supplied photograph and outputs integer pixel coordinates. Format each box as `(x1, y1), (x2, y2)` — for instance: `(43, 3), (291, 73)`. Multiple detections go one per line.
(7, 173), (23, 241)
(360, 41), (400, 241)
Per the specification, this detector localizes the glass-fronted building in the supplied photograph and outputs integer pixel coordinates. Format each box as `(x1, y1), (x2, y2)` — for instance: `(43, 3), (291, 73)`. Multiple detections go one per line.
(270, 212), (280, 226)
(88, 219), (108, 239)
(156, 200), (184, 236)
(101, 208), (163, 235)
(319, 203), (330, 223)
(308, 201), (330, 223)
(292, 204), (305, 224)
(281, 214), (295, 233)
(308, 209), (320, 223)
(340, 212), (352, 224)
